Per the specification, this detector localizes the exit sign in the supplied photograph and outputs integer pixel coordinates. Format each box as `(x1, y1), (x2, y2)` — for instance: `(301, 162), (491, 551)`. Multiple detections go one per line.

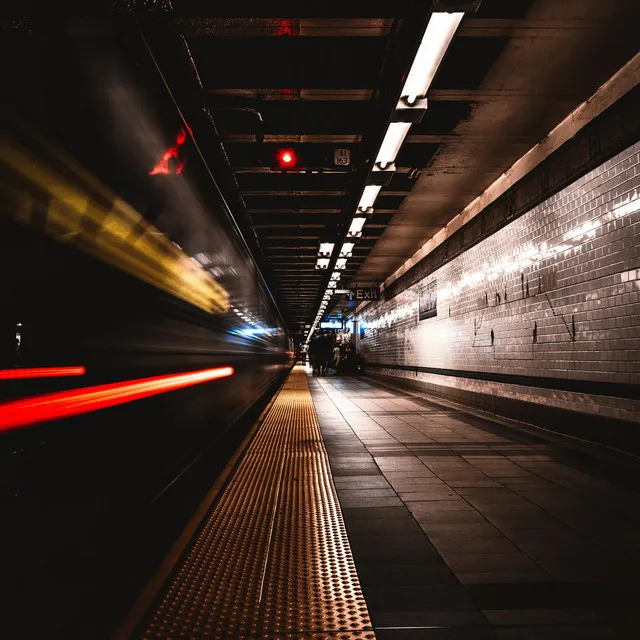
(346, 287), (379, 301)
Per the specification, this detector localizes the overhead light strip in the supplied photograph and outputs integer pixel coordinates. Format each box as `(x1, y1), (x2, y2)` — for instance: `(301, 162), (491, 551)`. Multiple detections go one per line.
(340, 242), (355, 257)
(318, 241), (335, 257)
(375, 122), (411, 169)
(306, 9), (466, 345)
(358, 185), (382, 212)
(348, 217), (367, 238)
(401, 12), (464, 106)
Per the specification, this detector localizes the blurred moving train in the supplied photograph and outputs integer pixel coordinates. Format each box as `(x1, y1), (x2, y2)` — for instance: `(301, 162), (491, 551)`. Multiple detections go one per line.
(0, 18), (294, 638)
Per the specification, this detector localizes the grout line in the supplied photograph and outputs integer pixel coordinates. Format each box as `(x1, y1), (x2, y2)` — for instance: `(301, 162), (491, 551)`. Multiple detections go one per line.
(257, 454), (287, 604)
(365, 374), (640, 462)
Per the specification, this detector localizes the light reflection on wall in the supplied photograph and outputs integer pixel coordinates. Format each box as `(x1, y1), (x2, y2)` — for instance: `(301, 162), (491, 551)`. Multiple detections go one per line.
(438, 187), (640, 304)
(363, 299), (418, 334)
(361, 186), (640, 335)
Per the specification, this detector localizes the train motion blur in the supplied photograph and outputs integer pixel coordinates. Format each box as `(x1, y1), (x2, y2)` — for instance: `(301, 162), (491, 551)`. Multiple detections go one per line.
(0, 14), (293, 638)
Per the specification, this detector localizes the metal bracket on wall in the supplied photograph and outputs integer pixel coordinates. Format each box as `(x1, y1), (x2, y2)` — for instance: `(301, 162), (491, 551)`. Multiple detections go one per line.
(472, 309), (486, 347)
(543, 293), (576, 341)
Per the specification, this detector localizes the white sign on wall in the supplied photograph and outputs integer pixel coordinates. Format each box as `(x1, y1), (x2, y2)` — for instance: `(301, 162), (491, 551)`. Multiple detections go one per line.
(334, 148), (351, 166)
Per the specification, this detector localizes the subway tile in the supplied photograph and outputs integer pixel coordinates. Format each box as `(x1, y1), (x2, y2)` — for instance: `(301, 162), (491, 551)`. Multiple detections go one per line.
(356, 142), (640, 424)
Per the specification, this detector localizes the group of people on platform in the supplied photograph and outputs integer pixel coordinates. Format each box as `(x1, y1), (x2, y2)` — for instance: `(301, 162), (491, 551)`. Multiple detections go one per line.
(304, 332), (361, 376)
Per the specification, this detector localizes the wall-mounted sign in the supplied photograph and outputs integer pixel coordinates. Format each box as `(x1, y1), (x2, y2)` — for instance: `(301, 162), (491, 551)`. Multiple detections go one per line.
(320, 320), (342, 329)
(346, 287), (379, 301)
(334, 148), (351, 166)
(419, 279), (437, 320)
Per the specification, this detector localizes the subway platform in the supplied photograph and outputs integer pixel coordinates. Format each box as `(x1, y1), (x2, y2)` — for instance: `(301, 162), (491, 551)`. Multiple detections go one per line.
(117, 365), (640, 639)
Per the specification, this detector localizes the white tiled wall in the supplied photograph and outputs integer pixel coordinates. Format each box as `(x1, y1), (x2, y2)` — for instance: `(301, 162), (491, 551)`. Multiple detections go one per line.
(358, 142), (640, 422)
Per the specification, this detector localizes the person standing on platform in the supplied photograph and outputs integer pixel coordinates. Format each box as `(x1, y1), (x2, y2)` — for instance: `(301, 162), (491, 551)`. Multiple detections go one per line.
(342, 340), (356, 375)
(318, 332), (332, 376)
(332, 341), (341, 375)
(309, 335), (319, 375)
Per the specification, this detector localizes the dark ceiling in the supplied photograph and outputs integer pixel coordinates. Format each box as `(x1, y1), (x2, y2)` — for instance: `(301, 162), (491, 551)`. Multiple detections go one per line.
(162, 0), (638, 336)
(2, 0), (639, 338)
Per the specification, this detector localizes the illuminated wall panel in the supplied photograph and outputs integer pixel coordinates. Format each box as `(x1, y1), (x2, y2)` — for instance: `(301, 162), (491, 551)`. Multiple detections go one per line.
(358, 142), (640, 422)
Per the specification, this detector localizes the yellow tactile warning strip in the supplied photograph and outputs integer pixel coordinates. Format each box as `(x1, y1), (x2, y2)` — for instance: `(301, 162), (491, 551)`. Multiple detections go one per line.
(134, 366), (375, 640)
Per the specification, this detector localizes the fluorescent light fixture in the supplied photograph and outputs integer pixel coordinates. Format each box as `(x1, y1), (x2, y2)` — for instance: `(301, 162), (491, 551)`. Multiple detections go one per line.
(325, 289), (334, 296)
(328, 281), (337, 288)
(315, 257), (330, 269)
(318, 242), (335, 257)
(348, 217), (367, 238)
(340, 242), (355, 257)
(358, 185), (382, 211)
(330, 271), (341, 281)
(375, 122), (411, 169)
(400, 12), (464, 106)
(335, 257), (347, 270)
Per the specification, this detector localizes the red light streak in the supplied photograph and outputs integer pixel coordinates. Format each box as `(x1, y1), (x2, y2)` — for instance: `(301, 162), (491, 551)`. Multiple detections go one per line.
(0, 366), (234, 433)
(149, 128), (189, 175)
(0, 366), (86, 380)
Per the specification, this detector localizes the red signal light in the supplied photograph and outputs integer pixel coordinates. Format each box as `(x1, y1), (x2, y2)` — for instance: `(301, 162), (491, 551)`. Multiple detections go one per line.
(277, 149), (296, 168)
